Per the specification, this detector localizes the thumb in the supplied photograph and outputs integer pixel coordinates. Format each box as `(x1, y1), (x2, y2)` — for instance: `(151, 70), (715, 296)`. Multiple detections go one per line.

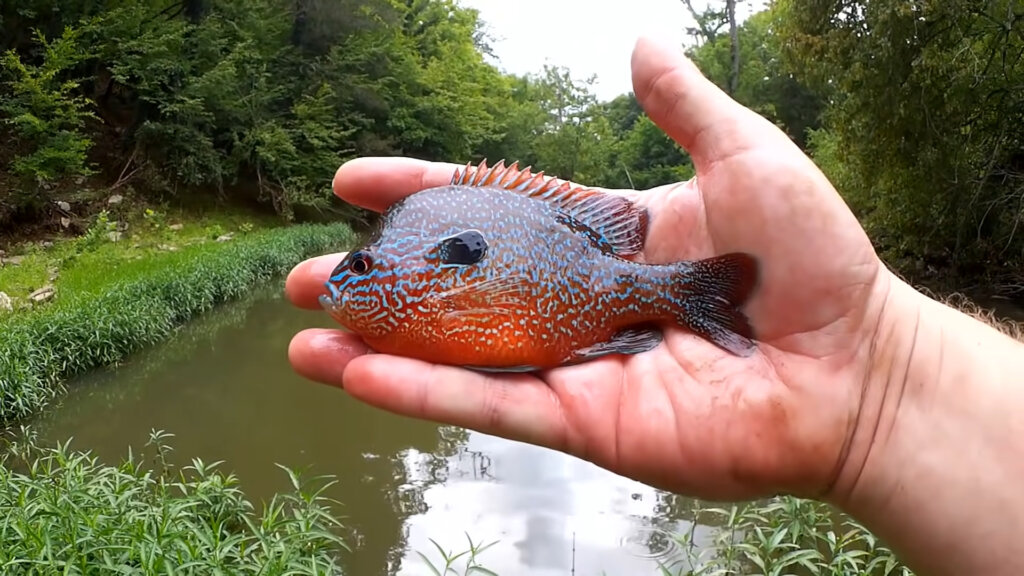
(630, 36), (783, 168)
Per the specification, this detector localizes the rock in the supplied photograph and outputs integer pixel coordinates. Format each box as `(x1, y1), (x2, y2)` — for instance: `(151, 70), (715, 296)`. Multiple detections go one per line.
(48, 267), (59, 281)
(60, 217), (71, 228)
(29, 285), (55, 303)
(39, 241), (53, 248)
(0, 292), (12, 312)
(107, 231), (123, 242)
(169, 224), (184, 231)
(216, 233), (234, 242)
(108, 194), (123, 205)
(0, 249), (6, 257)
(2, 256), (24, 266)
(158, 244), (179, 252)
(56, 200), (71, 211)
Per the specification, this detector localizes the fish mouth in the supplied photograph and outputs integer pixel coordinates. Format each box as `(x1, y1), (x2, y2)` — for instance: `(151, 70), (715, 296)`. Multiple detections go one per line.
(319, 287), (354, 334)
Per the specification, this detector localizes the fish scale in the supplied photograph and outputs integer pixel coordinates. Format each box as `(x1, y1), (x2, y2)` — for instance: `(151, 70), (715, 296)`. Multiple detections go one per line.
(321, 160), (760, 371)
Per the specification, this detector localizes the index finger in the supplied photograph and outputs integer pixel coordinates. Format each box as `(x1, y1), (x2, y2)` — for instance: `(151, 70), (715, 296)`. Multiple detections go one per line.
(333, 156), (640, 213)
(285, 253), (347, 310)
(333, 157), (462, 212)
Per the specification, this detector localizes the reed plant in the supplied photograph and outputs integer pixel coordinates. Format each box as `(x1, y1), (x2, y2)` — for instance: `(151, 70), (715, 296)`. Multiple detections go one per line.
(0, 222), (354, 426)
(0, 428), (348, 574)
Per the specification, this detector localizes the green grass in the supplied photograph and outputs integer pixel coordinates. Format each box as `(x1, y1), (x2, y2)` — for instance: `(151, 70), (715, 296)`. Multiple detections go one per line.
(0, 428), (348, 575)
(0, 206), (282, 304)
(0, 425), (913, 576)
(0, 218), (355, 426)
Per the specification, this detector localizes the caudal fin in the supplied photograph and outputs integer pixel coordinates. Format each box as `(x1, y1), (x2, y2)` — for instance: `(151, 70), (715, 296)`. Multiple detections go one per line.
(673, 252), (759, 356)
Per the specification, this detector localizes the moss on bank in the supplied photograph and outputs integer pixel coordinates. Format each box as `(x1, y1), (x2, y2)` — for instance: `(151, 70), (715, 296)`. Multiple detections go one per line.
(0, 221), (355, 426)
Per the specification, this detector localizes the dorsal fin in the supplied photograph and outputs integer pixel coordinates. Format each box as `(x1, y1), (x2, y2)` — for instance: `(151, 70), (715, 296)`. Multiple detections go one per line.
(450, 159), (650, 256)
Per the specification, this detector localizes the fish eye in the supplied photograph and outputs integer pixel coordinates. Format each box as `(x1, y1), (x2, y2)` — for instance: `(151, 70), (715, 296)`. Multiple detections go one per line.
(349, 251), (373, 275)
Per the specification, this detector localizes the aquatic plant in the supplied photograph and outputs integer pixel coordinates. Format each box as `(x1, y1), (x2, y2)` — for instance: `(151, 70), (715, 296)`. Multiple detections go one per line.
(0, 428), (348, 574)
(653, 497), (913, 576)
(411, 497), (913, 576)
(416, 534), (500, 576)
(0, 222), (355, 425)
(0, 428), (911, 576)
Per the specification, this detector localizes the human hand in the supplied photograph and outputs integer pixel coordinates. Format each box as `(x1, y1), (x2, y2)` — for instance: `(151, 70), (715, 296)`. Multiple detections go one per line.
(284, 37), (896, 502)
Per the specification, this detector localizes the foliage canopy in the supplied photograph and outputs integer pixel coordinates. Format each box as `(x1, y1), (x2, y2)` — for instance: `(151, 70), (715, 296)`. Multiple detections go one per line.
(1, 0), (1021, 290)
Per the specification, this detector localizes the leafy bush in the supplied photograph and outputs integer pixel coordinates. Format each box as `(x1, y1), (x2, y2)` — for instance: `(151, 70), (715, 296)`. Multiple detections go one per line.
(94, 2), (363, 219)
(0, 428), (348, 575)
(0, 24), (97, 184)
(0, 222), (354, 425)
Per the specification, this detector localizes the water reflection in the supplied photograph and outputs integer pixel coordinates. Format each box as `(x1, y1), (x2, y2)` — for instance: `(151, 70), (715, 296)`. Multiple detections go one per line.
(30, 281), (708, 575)
(398, 433), (709, 575)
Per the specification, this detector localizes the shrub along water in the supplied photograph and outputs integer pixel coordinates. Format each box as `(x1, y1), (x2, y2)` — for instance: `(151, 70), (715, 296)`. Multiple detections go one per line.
(0, 222), (355, 426)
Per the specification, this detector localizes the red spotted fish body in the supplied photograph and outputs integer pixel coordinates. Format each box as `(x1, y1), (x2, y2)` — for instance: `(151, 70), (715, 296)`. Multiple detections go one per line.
(320, 160), (759, 371)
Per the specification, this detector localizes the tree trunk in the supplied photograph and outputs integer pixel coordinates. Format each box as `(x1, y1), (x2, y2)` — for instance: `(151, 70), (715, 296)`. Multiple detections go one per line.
(184, 0), (205, 23)
(727, 0), (739, 95)
(291, 0), (308, 47)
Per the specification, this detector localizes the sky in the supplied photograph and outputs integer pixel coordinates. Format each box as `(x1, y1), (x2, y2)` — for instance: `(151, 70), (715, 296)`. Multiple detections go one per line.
(458, 0), (762, 101)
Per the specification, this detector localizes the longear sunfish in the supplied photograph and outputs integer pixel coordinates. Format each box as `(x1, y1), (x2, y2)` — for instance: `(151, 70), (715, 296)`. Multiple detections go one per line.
(320, 160), (759, 372)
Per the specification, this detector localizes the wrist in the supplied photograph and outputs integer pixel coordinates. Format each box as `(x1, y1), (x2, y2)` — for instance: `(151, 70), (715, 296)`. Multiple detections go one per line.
(828, 270), (1024, 575)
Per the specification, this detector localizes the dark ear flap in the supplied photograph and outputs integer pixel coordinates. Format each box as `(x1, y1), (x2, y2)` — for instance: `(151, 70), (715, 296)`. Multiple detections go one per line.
(427, 229), (488, 266)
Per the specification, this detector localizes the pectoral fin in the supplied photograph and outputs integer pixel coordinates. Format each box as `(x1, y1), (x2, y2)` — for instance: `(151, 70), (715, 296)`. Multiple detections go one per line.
(433, 275), (532, 309)
(432, 275), (532, 333)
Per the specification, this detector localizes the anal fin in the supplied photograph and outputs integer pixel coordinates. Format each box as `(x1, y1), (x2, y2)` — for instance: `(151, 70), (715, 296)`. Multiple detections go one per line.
(463, 364), (542, 374)
(567, 327), (663, 363)
(458, 327), (663, 374)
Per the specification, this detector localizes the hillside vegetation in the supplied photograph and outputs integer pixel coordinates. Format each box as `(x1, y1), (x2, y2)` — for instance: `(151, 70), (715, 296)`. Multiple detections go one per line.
(1, 0), (1020, 293)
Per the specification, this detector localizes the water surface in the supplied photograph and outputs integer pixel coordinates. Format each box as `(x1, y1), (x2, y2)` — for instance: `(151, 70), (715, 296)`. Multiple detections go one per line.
(31, 282), (709, 575)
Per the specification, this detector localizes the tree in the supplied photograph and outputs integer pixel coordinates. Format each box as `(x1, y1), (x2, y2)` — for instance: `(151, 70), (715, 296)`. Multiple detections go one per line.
(0, 0), (547, 226)
(688, 6), (822, 148)
(776, 0), (1024, 290)
(681, 0), (741, 94)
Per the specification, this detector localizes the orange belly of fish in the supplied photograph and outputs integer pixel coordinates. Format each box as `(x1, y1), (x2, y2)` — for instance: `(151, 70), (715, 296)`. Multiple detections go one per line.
(361, 326), (593, 370)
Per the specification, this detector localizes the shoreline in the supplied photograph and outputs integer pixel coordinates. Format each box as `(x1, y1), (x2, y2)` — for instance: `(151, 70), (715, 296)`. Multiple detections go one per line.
(0, 220), (355, 427)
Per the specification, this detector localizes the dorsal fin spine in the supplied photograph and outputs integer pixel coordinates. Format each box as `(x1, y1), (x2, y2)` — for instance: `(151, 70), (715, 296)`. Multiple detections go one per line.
(445, 159), (649, 257)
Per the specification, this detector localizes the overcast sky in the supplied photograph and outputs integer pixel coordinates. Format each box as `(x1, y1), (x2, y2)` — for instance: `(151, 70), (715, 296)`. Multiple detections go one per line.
(459, 0), (763, 101)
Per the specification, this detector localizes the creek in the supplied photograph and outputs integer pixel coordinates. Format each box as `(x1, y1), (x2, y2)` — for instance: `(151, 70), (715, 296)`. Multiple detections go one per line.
(29, 281), (706, 576)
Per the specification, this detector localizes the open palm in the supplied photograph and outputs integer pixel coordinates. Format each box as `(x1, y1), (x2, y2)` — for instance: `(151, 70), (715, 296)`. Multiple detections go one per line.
(285, 38), (892, 502)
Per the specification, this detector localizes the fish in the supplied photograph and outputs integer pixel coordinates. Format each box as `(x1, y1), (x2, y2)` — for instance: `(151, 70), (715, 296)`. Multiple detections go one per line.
(319, 159), (759, 372)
